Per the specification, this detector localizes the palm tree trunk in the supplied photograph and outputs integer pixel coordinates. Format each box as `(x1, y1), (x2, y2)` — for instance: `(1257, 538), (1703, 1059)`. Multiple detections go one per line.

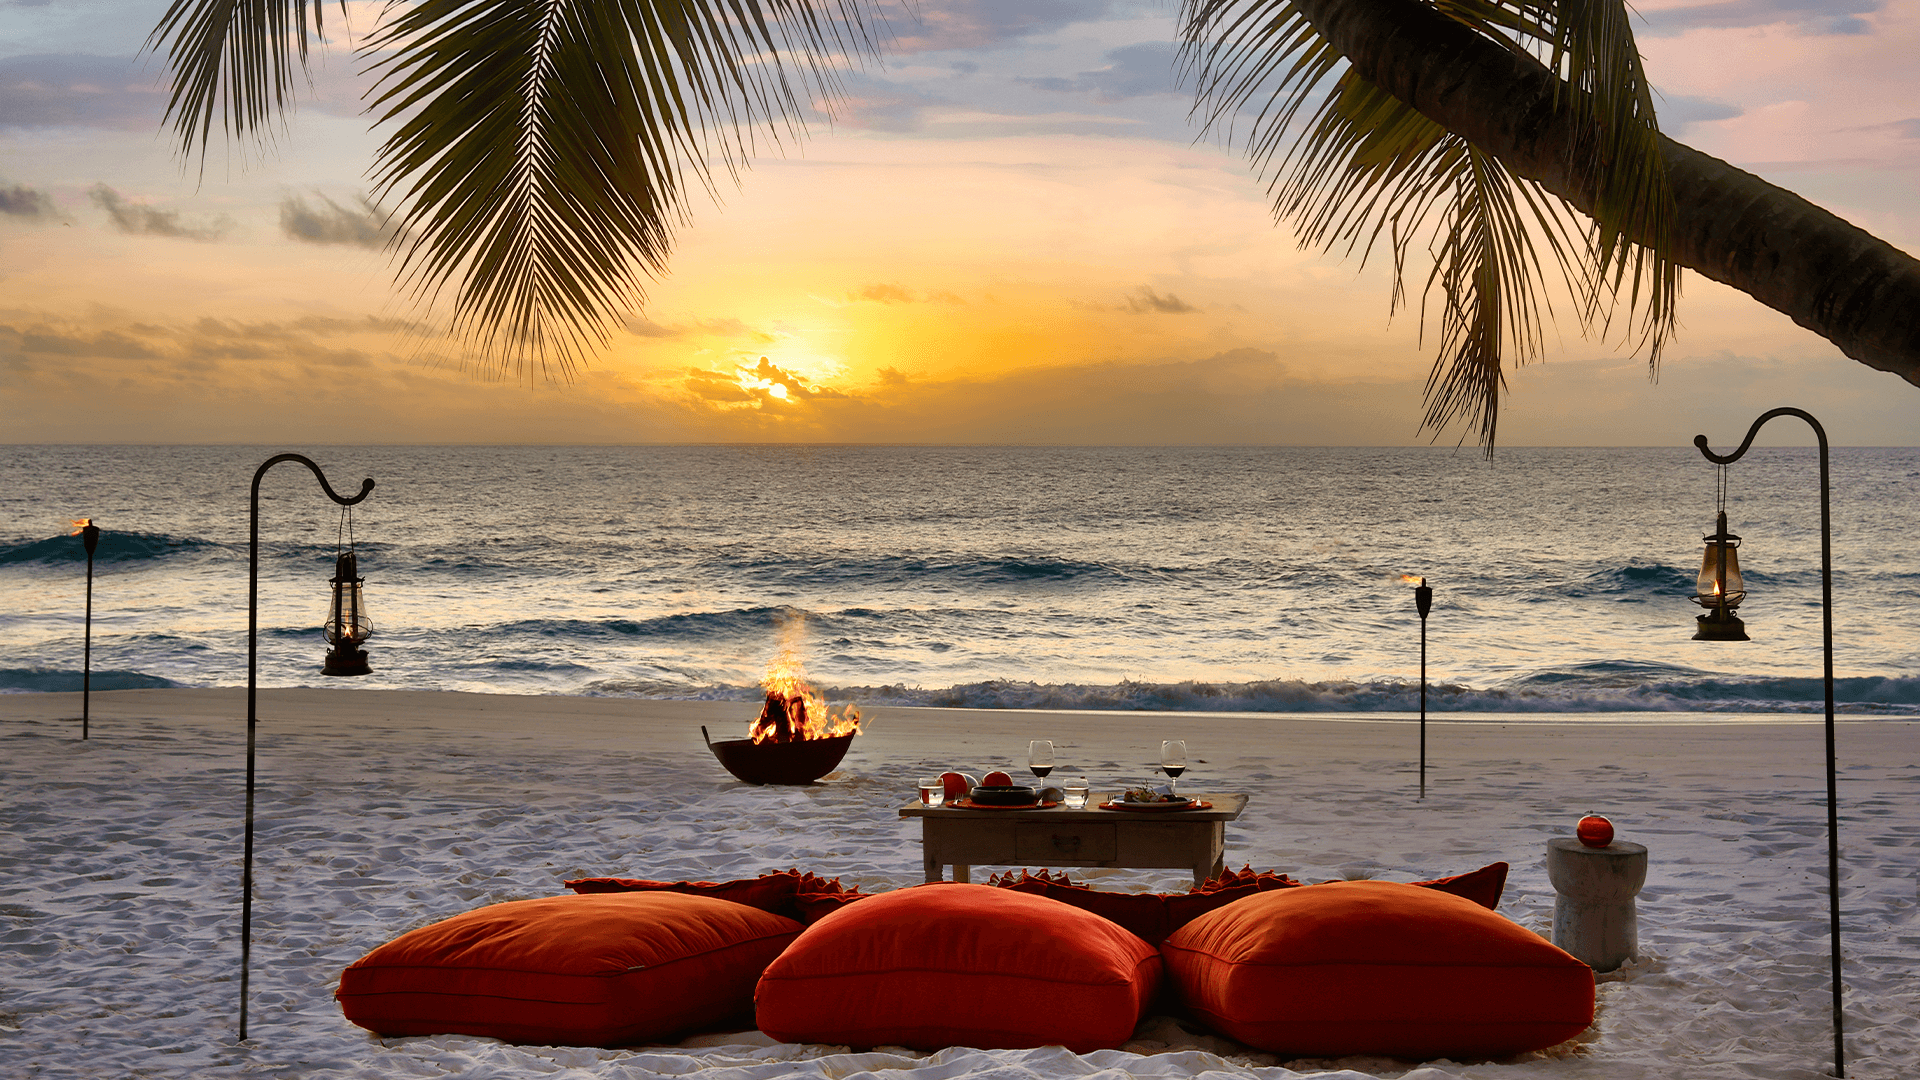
(1286, 0), (1920, 386)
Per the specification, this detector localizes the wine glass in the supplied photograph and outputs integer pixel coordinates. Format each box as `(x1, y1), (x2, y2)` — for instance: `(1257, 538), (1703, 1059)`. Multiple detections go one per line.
(1160, 740), (1187, 796)
(1028, 740), (1055, 780)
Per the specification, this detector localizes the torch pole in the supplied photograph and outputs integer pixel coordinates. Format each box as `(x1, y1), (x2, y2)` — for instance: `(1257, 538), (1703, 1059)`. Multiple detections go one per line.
(1415, 578), (1432, 800)
(81, 522), (99, 741)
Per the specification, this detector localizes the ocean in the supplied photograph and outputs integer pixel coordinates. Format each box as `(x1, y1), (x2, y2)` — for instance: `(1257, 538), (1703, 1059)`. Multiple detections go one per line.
(3, 444), (1915, 716)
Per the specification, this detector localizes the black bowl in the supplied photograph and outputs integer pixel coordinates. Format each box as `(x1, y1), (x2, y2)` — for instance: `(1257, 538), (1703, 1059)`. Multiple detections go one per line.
(969, 784), (1038, 806)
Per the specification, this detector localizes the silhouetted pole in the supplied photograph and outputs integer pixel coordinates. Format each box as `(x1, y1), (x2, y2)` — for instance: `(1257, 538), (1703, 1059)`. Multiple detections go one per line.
(241, 455), (374, 1041)
(1414, 578), (1432, 799)
(1695, 408), (1841, 1077)
(79, 520), (100, 740)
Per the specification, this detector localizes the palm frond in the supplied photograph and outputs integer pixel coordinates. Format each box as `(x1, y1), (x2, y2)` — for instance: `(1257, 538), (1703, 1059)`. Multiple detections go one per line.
(365, 0), (881, 381)
(1179, 0), (1679, 450)
(149, 0), (882, 381)
(146, 0), (333, 159)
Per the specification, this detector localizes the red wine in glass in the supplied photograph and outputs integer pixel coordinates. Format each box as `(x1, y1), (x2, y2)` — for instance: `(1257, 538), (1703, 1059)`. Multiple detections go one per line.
(1028, 740), (1055, 779)
(1160, 740), (1187, 796)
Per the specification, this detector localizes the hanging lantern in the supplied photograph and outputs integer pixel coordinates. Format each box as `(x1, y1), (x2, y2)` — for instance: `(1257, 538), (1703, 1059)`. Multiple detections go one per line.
(1691, 510), (1748, 641)
(323, 551), (374, 676)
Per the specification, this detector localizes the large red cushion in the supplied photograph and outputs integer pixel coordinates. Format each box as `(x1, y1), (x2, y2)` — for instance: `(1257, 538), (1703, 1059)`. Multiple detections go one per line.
(337, 892), (803, 1046)
(755, 882), (1162, 1052)
(1161, 880), (1593, 1060)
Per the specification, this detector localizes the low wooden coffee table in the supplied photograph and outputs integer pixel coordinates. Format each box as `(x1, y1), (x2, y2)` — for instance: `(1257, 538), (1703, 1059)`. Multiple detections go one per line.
(899, 793), (1249, 886)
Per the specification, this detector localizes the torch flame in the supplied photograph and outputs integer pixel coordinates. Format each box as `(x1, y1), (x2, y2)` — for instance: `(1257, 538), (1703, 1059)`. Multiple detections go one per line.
(1399, 574), (1423, 585)
(70, 518), (93, 535)
(748, 644), (862, 744)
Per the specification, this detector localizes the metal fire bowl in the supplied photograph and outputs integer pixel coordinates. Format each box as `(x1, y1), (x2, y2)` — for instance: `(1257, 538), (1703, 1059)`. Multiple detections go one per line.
(702, 727), (854, 785)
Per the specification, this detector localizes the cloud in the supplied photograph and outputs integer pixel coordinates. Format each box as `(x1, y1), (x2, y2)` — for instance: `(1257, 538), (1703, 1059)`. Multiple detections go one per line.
(0, 182), (57, 219)
(624, 317), (680, 338)
(1126, 287), (1198, 314)
(622, 315), (773, 341)
(1637, 0), (1882, 36)
(877, 0), (1113, 54)
(1015, 42), (1181, 102)
(1850, 117), (1920, 139)
(88, 184), (230, 241)
(849, 283), (966, 305)
(0, 313), (402, 377)
(280, 193), (391, 247)
(684, 356), (853, 407)
(1656, 94), (1746, 130)
(856, 283), (915, 304)
(832, 84), (944, 132)
(0, 53), (161, 130)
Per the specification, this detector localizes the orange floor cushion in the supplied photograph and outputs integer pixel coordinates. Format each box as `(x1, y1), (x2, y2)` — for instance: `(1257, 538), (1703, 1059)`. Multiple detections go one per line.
(755, 882), (1162, 1052)
(337, 892), (803, 1046)
(1161, 880), (1594, 1060)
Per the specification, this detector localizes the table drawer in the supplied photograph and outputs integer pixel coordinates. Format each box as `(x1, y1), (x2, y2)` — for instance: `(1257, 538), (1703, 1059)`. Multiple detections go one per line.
(1015, 822), (1116, 862)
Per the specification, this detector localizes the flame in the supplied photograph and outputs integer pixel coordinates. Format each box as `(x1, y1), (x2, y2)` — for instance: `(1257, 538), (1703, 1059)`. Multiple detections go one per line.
(70, 518), (92, 535)
(1399, 574), (1424, 585)
(748, 644), (862, 744)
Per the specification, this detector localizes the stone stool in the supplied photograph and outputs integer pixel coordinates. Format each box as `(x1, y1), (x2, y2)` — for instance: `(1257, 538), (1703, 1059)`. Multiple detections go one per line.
(1544, 837), (1648, 973)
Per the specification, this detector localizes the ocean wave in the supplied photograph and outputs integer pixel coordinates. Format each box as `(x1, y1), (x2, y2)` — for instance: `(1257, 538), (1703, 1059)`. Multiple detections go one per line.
(0, 531), (219, 566)
(704, 551), (1154, 589)
(493, 605), (860, 642)
(0, 667), (180, 693)
(576, 664), (1920, 716)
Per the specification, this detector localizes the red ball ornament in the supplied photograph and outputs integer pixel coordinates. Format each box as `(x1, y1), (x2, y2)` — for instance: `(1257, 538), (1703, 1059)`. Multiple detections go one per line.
(1576, 814), (1615, 848)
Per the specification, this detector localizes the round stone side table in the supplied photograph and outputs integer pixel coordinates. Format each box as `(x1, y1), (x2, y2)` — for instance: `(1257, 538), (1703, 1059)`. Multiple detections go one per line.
(1545, 837), (1648, 973)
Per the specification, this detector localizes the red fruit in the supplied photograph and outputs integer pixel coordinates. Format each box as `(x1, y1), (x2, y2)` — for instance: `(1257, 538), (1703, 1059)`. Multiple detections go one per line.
(982, 770), (1014, 788)
(940, 772), (976, 801)
(1576, 814), (1615, 848)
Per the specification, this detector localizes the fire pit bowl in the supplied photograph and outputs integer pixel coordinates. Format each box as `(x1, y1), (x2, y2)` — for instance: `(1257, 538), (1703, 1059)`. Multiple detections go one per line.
(702, 726), (854, 785)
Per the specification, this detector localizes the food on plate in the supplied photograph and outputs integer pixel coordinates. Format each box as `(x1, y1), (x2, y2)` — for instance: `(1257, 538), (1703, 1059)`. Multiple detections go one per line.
(1121, 787), (1185, 804)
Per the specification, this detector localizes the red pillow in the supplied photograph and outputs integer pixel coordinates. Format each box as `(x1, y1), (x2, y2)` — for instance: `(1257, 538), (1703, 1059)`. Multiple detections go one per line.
(564, 869), (863, 923)
(1161, 881), (1593, 1060)
(1411, 861), (1508, 910)
(755, 882), (1163, 1052)
(337, 892), (802, 1046)
(1196, 863), (1505, 910)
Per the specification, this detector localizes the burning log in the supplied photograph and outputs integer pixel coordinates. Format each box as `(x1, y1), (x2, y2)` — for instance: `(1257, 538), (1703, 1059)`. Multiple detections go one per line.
(756, 690), (809, 744)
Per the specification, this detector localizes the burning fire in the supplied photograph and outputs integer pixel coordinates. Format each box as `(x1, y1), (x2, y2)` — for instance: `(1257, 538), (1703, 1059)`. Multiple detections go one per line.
(69, 518), (93, 535)
(1399, 574), (1424, 585)
(749, 645), (862, 744)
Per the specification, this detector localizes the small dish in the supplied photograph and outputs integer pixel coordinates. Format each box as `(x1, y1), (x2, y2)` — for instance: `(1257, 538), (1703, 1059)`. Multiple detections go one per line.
(1098, 799), (1213, 812)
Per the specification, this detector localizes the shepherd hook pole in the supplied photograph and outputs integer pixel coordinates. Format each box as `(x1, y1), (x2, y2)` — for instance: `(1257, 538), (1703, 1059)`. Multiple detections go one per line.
(1695, 408), (1841, 1078)
(241, 455), (373, 1041)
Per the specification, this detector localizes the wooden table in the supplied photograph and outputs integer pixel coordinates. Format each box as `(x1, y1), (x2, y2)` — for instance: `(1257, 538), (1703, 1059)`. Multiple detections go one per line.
(899, 793), (1250, 885)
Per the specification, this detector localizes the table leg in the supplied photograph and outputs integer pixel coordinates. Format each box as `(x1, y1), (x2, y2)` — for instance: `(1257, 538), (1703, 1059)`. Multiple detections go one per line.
(924, 849), (942, 883)
(954, 864), (970, 884)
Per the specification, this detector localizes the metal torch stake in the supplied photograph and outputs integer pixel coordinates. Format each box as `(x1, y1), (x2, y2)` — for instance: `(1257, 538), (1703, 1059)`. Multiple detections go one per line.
(81, 522), (99, 740)
(1415, 579), (1432, 800)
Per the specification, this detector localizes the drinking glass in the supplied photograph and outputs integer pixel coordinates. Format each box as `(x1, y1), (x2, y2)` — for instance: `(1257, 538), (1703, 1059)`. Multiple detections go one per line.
(1160, 740), (1187, 796)
(1063, 778), (1090, 809)
(1027, 740), (1055, 779)
(918, 776), (945, 808)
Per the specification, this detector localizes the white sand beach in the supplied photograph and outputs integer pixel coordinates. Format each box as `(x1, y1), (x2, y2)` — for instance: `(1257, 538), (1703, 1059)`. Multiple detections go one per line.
(2, 689), (1914, 1079)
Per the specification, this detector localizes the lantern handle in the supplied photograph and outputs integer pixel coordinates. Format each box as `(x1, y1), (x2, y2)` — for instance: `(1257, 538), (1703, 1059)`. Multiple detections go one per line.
(1694, 406), (1827, 466)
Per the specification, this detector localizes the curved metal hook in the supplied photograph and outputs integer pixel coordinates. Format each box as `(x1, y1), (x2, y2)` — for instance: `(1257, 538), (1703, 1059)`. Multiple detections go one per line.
(251, 452), (375, 506)
(1694, 406), (1828, 465)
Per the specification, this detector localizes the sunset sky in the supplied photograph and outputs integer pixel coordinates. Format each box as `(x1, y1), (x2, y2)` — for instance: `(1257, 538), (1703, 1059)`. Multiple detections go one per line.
(2, 0), (1916, 446)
